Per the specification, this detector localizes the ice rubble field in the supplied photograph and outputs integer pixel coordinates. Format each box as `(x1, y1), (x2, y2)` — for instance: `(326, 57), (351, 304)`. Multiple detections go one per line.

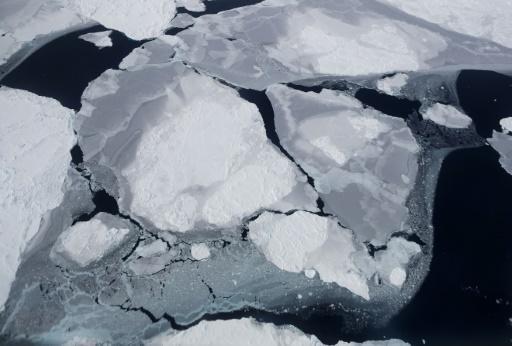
(1, 0), (512, 345)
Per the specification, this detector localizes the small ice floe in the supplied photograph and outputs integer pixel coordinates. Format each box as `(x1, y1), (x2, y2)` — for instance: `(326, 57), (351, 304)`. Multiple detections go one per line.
(79, 30), (113, 48)
(191, 243), (211, 260)
(421, 103), (472, 129)
(376, 73), (409, 96)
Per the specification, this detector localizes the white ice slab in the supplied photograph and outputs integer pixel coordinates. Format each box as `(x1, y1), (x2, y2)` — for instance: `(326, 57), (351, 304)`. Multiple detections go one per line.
(489, 131), (512, 176)
(79, 30), (112, 48)
(0, 87), (75, 311)
(191, 243), (211, 260)
(500, 117), (512, 134)
(421, 103), (472, 129)
(176, 0), (205, 12)
(376, 73), (409, 96)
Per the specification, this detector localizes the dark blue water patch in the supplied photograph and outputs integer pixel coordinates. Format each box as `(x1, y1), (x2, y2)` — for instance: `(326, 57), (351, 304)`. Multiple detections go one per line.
(70, 144), (84, 165)
(0, 25), (143, 111)
(377, 146), (512, 345)
(457, 70), (512, 138)
(177, 0), (265, 17)
(355, 88), (421, 119)
(73, 189), (119, 224)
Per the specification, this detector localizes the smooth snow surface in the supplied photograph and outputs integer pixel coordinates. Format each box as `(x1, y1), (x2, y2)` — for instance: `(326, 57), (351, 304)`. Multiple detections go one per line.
(376, 73), (409, 96)
(191, 243), (211, 260)
(146, 318), (410, 346)
(79, 30), (112, 48)
(70, 0), (176, 40)
(267, 85), (419, 245)
(489, 131), (512, 176)
(421, 103), (472, 129)
(0, 87), (75, 312)
(52, 213), (130, 267)
(75, 62), (313, 233)
(249, 211), (370, 299)
(0, 0), (84, 64)
(377, 0), (512, 48)
(500, 117), (512, 134)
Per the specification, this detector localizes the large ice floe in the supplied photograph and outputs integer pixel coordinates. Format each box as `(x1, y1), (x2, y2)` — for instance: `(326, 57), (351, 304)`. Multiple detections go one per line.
(420, 103), (472, 129)
(0, 86), (75, 312)
(171, 0), (512, 90)
(75, 60), (316, 233)
(267, 85), (419, 245)
(146, 318), (410, 346)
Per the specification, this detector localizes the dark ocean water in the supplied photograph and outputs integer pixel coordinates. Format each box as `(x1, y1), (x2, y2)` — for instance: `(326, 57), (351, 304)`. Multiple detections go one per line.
(1, 22), (512, 346)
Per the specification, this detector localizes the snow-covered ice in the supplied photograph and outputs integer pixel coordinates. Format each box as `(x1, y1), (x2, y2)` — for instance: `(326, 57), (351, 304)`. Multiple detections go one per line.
(146, 318), (410, 346)
(75, 62), (314, 233)
(79, 30), (112, 48)
(0, 87), (75, 311)
(70, 0), (177, 40)
(377, 73), (409, 96)
(500, 117), (512, 134)
(267, 85), (419, 245)
(134, 239), (168, 258)
(421, 103), (472, 129)
(376, 0), (512, 49)
(191, 243), (211, 260)
(176, 0), (205, 12)
(51, 213), (131, 267)
(488, 131), (512, 176)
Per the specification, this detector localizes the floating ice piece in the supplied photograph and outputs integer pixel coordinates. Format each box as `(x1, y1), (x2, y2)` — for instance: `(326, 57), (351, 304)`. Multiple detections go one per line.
(0, 0), (84, 65)
(500, 117), (512, 134)
(0, 87), (75, 312)
(421, 103), (472, 129)
(373, 237), (421, 287)
(145, 318), (410, 346)
(135, 239), (168, 258)
(249, 211), (370, 300)
(191, 243), (211, 260)
(376, 0), (512, 49)
(376, 73), (409, 96)
(267, 85), (419, 245)
(70, 0), (177, 40)
(488, 131), (512, 176)
(176, 0), (205, 12)
(79, 30), (112, 48)
(52, 213), (131, 267)
(75, 62), (313, 233)
(118, 36), (183, 70)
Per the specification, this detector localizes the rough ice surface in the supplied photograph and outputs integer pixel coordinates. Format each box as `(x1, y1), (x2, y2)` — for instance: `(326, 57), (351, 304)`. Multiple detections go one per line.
(146, 318), (410, 346)
(489, 131), (512, 176)
(249, 211), (370, 300)
(172, 0), (512, 90)
(421, 103), (472, 129)
(376, 73), (409, 96)
(70, 0), (177, 40)
(0, 87), (75, 312)
(51, 213), (131, 267)
(373, 238), (421, 288)
(79, 30), (112, 48)
(267, 85), (419, 245)
(500, 117), (512, 134)
(376, 0), (512, 49)
(176, 0), (206, 12)
(75, 61), (314, 233)
(0, 0), (84, 64)
(191, 243), (211, 260)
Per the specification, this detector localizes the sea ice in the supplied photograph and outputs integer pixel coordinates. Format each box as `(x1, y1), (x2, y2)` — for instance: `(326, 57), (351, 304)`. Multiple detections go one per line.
(51, 213), (131, 267)
(75, 62), (313, 233)
(0, 87), (75, 311)
(421, 103), (472, 129)
(373, 237), (421, 287)
(176, 0), (205, 12)
(376, 73), (409, 96)
(79, 30), (112, 48)
(267, 85), (419, 245)
(145, 318), (410, 346)
(488, 131), (512, 176)
(70, 0), (177, 40)
(191, 243), (211, 260)
(500, 117), (512, 134)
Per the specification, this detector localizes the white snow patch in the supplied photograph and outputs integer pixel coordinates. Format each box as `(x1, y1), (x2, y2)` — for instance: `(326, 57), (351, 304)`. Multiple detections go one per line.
(421, 103), (472, 129)
(373, 237), (421, 287)
(191, 243), (211, 260)
(70, 0), (177, 40)
(389, 267), (407, 287)
(176, 0), (205, 12)
(376, 73), (409, 96)
(52, 215), (130, 267)
(304, 269), (316, 279)
(0, 87), (75, 312)
(488, 131), (512, 176)
(145, 318), (410, 346)
(377, 0), (512, 49)
(249, 211), (370, 300)
(79, 30), (112, 48)
(500, 117), (512, 134)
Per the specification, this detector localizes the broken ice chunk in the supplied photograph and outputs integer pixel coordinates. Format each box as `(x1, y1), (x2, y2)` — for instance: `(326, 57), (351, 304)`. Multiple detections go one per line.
(145, 317), (411, 346)
(135, 239), (168, 258)
(191, 243), (211, 260)
(79, 30), (112, 48)
(376, 73), (409, 96)
(249, 211), (370, 300)
(176, 0), (205, 12)
(488, 131), (512, 176)
(421, 103), (472, 129)
(70, 0), (177, 40)
(500, 117), (512, 134)
(0, 87), (75, 312)
(51, 213), (131, 267)
(267, 84), (419, 245)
